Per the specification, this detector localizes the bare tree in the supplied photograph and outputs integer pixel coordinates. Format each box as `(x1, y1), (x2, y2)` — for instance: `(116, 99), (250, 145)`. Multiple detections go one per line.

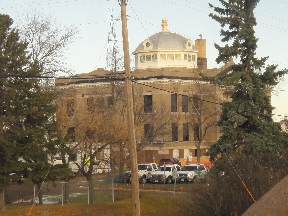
(18, 12), (78, 76)
(184, 82), (221, 162)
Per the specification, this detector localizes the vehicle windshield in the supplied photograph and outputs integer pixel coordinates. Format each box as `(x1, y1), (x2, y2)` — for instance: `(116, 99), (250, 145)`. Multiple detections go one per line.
(138, 165), (148, 170)
(181, 166), (198, 171)
(157, 167), (172, 171)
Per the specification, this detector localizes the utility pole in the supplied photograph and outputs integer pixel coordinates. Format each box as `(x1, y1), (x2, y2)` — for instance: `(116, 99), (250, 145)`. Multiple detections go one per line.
(120, 1), (140, 216)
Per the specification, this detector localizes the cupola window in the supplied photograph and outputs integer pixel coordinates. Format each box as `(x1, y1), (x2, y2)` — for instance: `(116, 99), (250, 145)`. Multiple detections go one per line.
(140, 55), (145, 62)
(146, 55), (151, 61)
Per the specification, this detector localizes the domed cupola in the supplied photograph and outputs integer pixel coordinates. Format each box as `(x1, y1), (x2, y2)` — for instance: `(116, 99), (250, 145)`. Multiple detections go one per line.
(133, 18), (201, 70)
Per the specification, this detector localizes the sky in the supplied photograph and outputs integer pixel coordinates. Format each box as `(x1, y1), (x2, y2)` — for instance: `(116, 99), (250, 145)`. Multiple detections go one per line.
(1, 0), (288, 121)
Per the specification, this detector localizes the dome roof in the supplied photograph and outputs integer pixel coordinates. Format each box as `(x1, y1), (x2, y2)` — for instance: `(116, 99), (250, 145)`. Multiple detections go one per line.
(134, 18), (194, 53)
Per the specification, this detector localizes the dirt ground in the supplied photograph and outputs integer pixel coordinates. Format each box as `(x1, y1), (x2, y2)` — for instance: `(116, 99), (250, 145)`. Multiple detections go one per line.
(242, 175), (288, 216)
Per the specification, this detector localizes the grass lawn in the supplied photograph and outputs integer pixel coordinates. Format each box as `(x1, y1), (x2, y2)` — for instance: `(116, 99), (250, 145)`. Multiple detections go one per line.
(2, 189), (195, 216)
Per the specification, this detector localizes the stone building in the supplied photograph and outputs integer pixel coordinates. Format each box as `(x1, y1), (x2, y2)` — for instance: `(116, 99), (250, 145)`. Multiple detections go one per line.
(56, 18), (233, 169)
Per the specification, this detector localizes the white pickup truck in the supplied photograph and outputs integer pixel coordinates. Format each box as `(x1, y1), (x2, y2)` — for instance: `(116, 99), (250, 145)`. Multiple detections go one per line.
(125, 163), (156, 184)
(148, 164), (181, 184)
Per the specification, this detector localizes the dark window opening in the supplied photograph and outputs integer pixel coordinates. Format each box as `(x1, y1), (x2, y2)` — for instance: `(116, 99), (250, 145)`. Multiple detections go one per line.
(67, 127), (76, 142)
(194, 125), (200, 141)
(87, 97), (95, 112)
(144, 95), (152, 113)
(183, 123), (189, 141)
(194, 149), (198, 157)
(67, 99), (74, 116)
(171, 94), (177, 112)
(108, 96), (114, 106)
(172, 123), (178, 141)
(182, 95), (188, 112)
(192, 95), (199, 111)
(144, 123), (153, 140)
(69, 153), (77, 161)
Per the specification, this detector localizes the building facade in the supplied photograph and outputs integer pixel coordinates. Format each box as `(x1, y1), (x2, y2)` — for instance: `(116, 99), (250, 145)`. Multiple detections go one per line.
(56, 18), (233, 168)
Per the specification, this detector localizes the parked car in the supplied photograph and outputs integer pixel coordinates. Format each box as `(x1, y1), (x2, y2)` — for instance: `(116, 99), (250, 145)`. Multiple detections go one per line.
(178, 163), (208, 183)
(158, 158), (180, 167)
(148, 164), (181, 184)
(125, 163), (156, 184)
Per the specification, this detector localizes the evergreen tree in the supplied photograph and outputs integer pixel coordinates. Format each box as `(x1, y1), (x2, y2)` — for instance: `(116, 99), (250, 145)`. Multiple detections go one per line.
(193, 1), (288, 214)
(0, 14), (68, 207)
(207, 0), (288, 163)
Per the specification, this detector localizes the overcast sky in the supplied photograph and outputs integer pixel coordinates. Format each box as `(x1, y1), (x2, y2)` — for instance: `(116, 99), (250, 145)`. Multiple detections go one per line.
(1, 0), (288, 121)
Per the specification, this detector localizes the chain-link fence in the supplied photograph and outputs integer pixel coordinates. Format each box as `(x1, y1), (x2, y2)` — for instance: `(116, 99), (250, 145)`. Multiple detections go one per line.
(5, 176), (129, 205)
(5, 172), (196, 206)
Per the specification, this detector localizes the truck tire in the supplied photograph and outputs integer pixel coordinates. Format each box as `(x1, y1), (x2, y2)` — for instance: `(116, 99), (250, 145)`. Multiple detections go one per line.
(166, 176), (172, 184)
(140, 176), (147, 184)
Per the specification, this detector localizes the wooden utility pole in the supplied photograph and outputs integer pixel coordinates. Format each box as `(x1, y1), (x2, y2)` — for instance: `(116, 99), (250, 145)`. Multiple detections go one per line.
(120, 1), (140, 215)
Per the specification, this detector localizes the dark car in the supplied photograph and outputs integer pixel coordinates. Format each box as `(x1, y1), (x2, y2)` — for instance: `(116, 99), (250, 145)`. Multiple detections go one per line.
(159, 158), (180, 167)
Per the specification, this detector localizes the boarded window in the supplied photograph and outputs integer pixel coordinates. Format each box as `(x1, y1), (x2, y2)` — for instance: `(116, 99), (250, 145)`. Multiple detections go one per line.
(172, 123), (178, 142)
(144, 95), (152, 113)
(175, 54), (181, 60)
(183, 123), (189, 141)
(167, 54), (174, 60)
(67, 99), (74, 116)
(160, 54), (166, 60)
(182, 95), (188, 112)
(171, 94), (177, 112)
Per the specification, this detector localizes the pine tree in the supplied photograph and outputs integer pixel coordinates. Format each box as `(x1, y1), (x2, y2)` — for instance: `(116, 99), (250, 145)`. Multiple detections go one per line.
(191, 1), (288, 215)
(207, 0), (288, 163)
(0, 14), (68, 207)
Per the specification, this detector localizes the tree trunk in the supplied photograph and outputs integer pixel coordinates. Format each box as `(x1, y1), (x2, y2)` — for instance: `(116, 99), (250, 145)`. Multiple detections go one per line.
(197, 142), (201, 163)
(0, 188), (5, 211)
(119, 142), (125, 182)
(88, 180), (94, 204)
(37, 183), (43, 205)
(64, 181), (69, 203)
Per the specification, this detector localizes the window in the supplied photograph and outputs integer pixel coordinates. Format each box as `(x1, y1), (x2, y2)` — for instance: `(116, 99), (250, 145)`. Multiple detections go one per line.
(144, 95), (152, 113)
(67, 127), (75, 142)
(108, 96), (114, 106)
(167, 54), (174, 60)
(96, 97), (106, 110)
(144, 123), (153, 140)
(86, 129), (95, 139)
(188, 54), (192, 62)
(69, 153), (77, 161)
(182, 95), (188, 112)
(87, 97), (95, 112)
(140, 55), (145, 62)
(67, 99), (74, 116)
(183, 123), (189, 141)
(160, 54), (166, 60)
(192, 95), (199, 111)
(171, 94), (177, 112)
(184, 54), (187, 60)
(194, 125), (200, 141)
(192, 55), (196, 61)
(172, 123), (178, 142)
(146, 55), (151, 61)
(152, 54), (157, 61)
(175, 54), (181, 60)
